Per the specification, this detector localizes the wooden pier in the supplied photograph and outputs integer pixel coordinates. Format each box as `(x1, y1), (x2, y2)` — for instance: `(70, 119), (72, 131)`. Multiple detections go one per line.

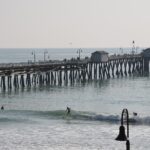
(0, 51), (149, 91)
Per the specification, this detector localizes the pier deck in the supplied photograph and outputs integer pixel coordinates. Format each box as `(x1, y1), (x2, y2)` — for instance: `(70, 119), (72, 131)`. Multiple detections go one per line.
(0, 54), (145, 91)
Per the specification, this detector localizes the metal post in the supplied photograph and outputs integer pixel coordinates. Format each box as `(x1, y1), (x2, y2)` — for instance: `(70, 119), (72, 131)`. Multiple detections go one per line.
(116, 108), (130, 150)
(44, 50), (48, 62)
(132, 41), (135, 55)
(77, 48), (82, 60)
(32, 51), (36, 63)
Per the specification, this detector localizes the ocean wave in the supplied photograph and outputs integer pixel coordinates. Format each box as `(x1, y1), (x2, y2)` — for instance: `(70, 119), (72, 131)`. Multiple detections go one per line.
(1, 110), (150, 125)
(0, 110), (120, 124)
(129, 116), (150, 125)
(0, 116), (31, 123)
(33, 110), (121, 122)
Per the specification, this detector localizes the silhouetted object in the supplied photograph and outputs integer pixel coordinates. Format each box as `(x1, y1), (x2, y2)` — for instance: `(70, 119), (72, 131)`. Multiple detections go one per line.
(66, 107), (71, 115)
(77, 49), (82, 60)
(1, 106), (4, 110)
(115, 125), (127, 141)
(133, 112), (137, 116)
(115, 108), (130, 150)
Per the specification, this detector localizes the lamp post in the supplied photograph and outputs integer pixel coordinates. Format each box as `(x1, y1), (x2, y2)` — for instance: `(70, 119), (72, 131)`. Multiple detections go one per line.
(115, 108), (130, 150)
(77, 48), (82, 60)
(131, 40), (135, 55)
(120, 48), (123, 55)
(44, 50), (48, 62)
(31, 51), (36, 63)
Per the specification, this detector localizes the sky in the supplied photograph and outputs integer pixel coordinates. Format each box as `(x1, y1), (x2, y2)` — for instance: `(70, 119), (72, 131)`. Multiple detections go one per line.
(0, 0), (150, 48)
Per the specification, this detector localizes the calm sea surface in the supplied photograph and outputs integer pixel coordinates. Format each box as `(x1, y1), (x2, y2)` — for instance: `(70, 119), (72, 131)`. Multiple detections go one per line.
(0, 48), (149, 150)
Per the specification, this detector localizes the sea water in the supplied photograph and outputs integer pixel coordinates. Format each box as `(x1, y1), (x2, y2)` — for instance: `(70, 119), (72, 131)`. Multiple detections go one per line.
(0, 48), (149, 150)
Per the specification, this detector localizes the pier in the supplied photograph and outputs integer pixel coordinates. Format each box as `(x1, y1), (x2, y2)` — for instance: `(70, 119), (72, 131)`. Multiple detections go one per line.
(0, 49), (150, 91)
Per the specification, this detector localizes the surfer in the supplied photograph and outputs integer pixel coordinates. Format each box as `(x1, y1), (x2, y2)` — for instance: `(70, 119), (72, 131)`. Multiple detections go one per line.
(1, 105), (4, 110)
(129, 112), (138, 123)
(133, 112), (137, 116)
(66, 107), (71, 115)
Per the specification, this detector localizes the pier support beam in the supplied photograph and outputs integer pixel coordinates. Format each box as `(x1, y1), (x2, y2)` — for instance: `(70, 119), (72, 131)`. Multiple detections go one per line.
(143, 58), (149, 74)
(14, 74), (19, 89)
(8, 75), (12, 90)
(1, 76), (6, 91)
(26, 73), (31, 87)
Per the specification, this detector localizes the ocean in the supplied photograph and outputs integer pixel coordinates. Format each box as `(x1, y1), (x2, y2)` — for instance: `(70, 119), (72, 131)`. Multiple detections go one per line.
(0, 48), (149, 150)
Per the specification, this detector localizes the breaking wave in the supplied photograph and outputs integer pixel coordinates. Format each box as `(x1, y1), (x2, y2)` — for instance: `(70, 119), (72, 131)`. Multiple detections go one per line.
(0, 110), (150, 125)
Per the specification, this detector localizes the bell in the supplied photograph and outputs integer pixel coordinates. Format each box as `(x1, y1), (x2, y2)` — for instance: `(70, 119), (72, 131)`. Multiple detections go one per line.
(115, 125), (127, 141)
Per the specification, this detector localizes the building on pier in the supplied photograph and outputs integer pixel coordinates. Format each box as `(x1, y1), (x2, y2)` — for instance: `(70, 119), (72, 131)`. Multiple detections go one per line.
(91, 51), (108, 63)
(141, 48), (150, 73)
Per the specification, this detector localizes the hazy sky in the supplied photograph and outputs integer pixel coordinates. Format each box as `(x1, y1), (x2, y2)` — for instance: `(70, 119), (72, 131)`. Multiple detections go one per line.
(0, 0), (150, 48)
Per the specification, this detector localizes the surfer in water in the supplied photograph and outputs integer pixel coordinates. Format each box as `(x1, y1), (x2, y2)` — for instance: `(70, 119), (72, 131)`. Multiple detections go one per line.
(133, 112), (138, 116)
(1, 105), (4, 110)
(66, 107), (71, 115)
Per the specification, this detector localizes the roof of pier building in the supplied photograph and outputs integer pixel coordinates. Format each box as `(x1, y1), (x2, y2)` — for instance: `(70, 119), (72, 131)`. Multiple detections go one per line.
(91, 51), (109, 63)
(91, 51), (108, 55)
(141, 48), (150, 58)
